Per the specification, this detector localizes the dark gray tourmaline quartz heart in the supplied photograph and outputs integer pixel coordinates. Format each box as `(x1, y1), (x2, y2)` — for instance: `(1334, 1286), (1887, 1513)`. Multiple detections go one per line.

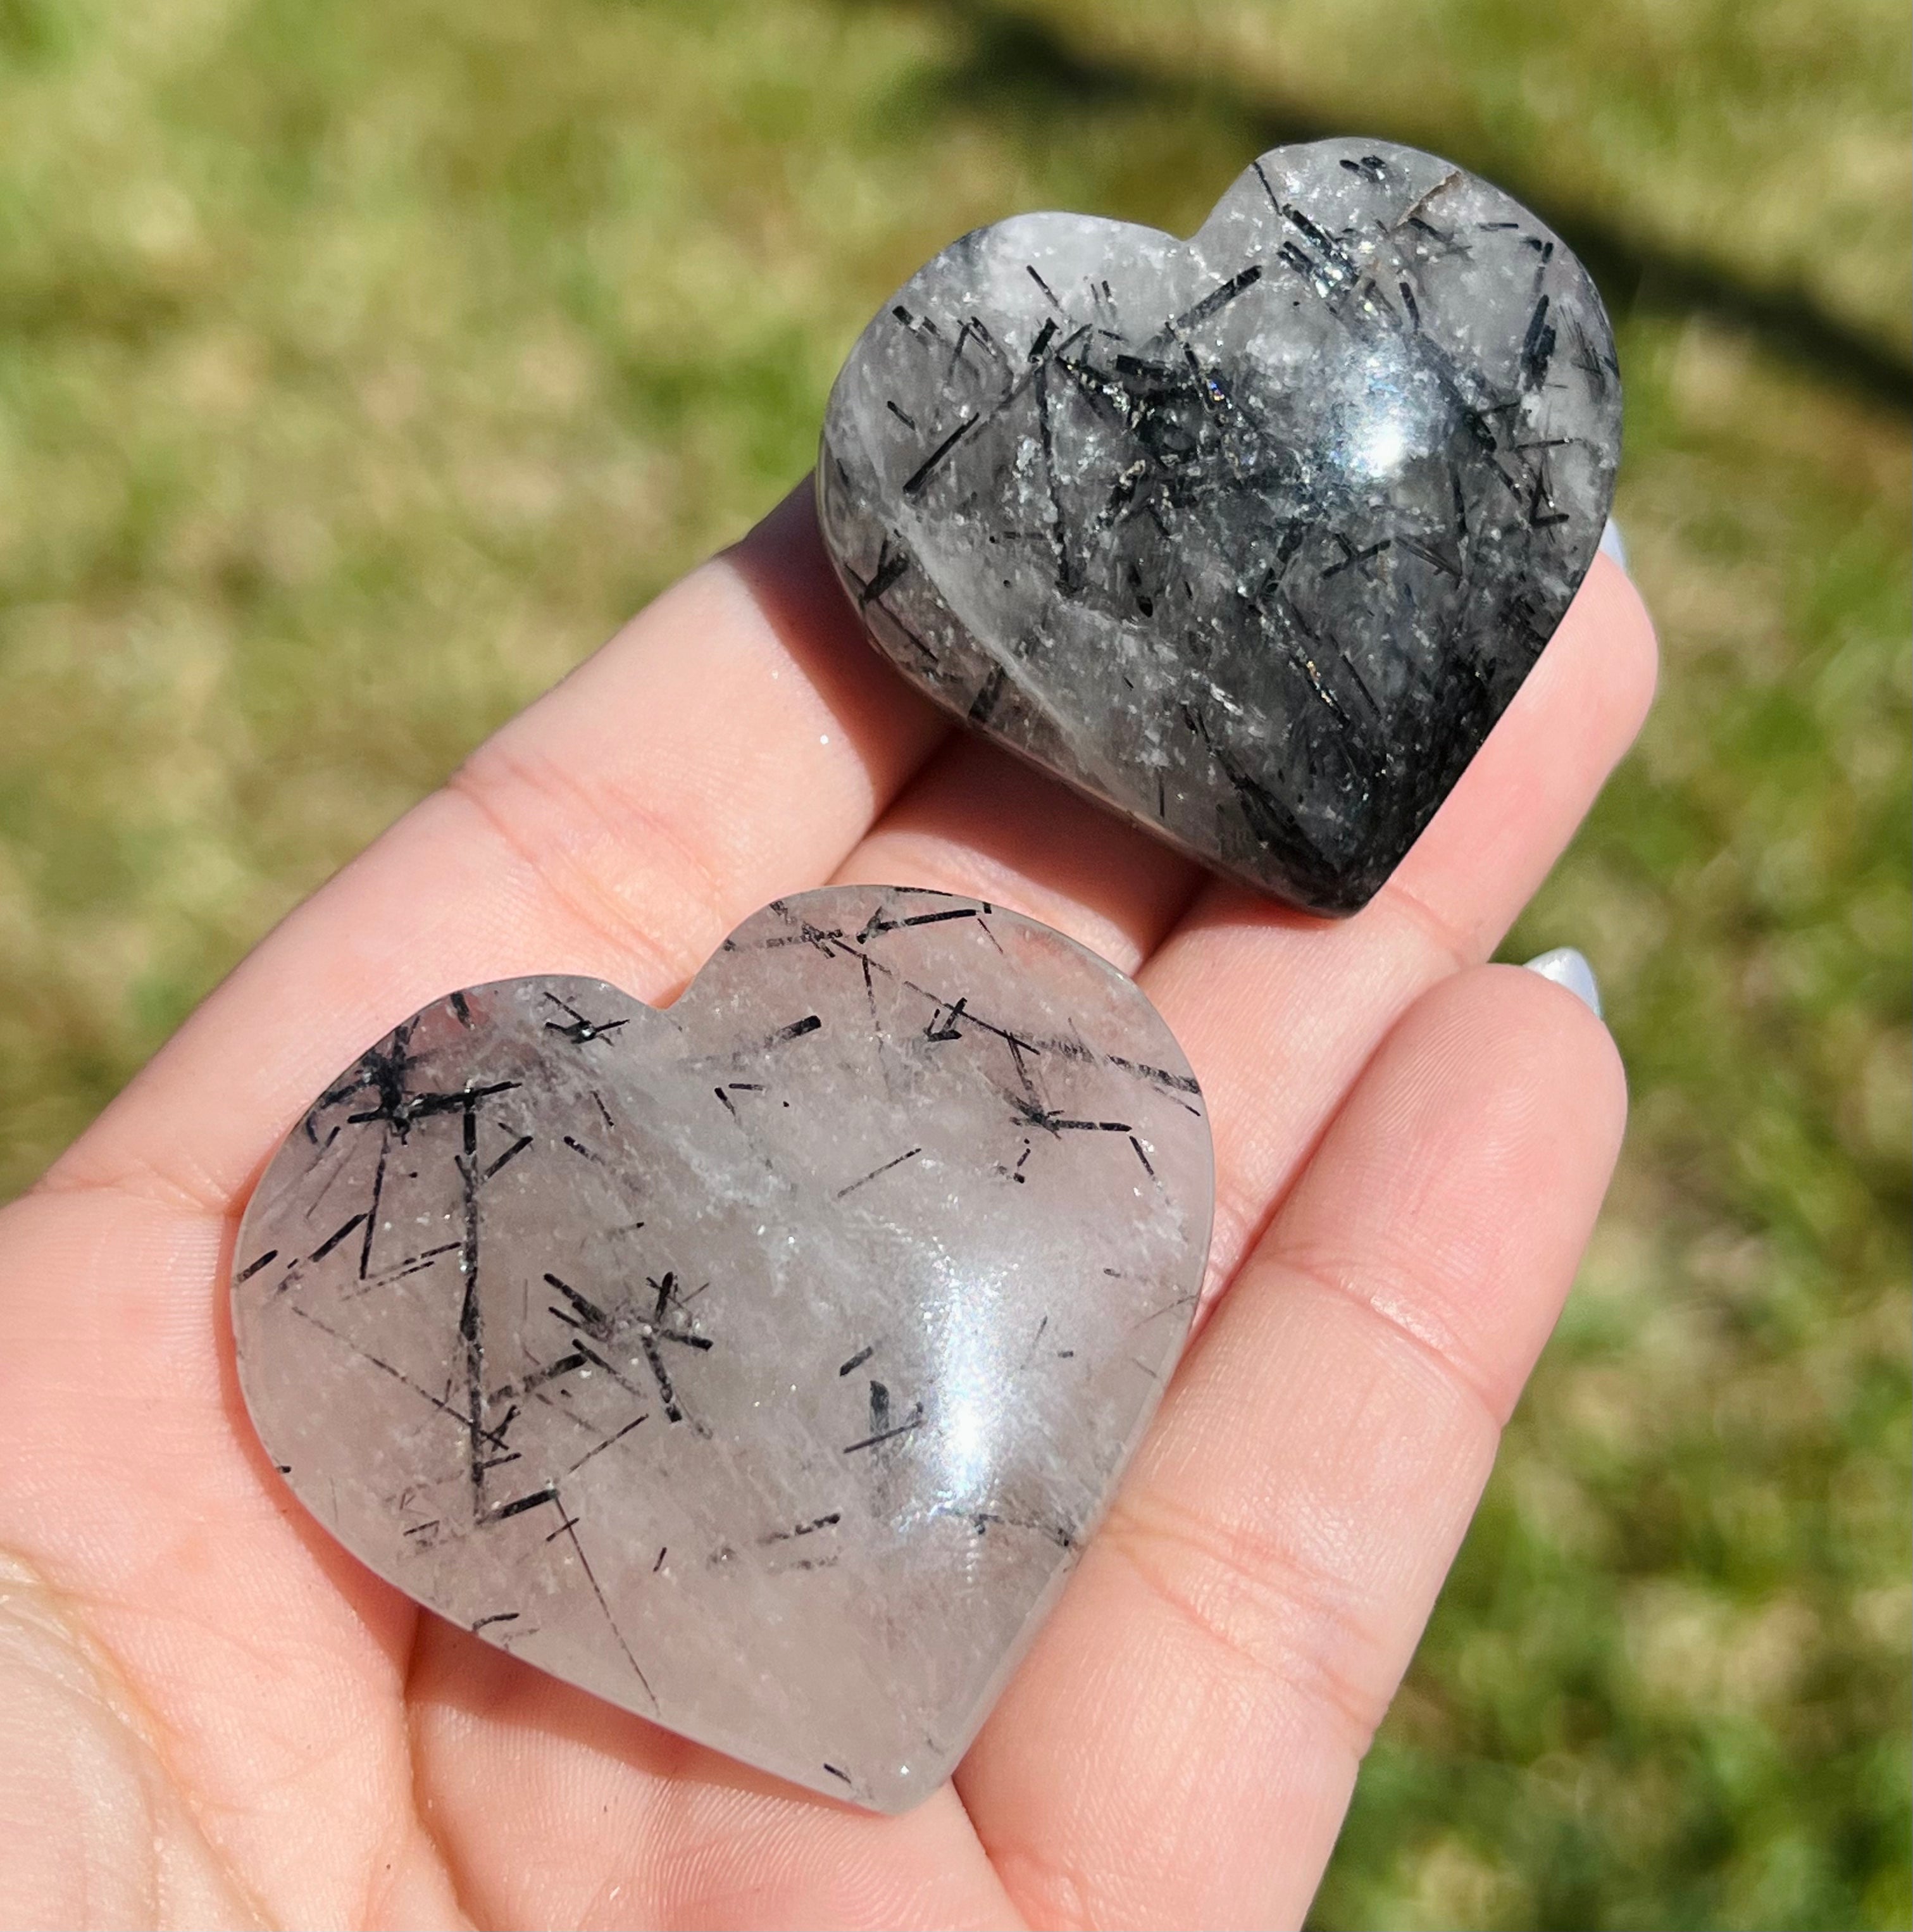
(819, 139), (1621, 914)
(232, 889), (1212, 1812)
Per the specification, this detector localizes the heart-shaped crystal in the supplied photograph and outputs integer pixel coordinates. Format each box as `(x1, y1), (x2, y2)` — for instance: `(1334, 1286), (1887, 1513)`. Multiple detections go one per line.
(819, 139), (1621, 914)
(232, 888), (1212, 1811)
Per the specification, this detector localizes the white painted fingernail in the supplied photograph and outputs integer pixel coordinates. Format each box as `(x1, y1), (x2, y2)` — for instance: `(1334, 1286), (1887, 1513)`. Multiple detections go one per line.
(1598, 517), (1629, 574)
(1523, 945), (1602, 1019)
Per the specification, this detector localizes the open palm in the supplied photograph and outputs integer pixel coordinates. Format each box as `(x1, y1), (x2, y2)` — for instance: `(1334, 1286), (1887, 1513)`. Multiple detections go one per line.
(0, 489), (1653, 1930)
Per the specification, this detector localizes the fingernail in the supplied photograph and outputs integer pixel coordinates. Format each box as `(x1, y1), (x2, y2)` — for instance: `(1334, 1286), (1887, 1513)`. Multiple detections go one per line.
(1523, 945), (1603, 1019)
(1598, 517), (1629, 575)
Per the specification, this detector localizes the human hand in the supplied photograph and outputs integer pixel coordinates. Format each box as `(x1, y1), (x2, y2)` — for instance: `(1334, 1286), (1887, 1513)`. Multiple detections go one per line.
(0, 487), (1654, 1930)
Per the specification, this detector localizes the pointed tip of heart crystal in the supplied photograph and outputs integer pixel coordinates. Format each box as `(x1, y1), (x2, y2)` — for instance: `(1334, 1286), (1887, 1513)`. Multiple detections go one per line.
(230, 887), (1213, 1812)
(819, 137), (1622, 916)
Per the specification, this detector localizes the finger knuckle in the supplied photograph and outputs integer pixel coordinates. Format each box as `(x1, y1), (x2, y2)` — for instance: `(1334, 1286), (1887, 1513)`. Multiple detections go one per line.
(446, 739), (730, 990)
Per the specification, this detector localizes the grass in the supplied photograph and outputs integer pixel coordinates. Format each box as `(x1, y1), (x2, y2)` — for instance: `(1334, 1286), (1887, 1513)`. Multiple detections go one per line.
(0, 1), (1906, 1924)
(1001, 0), (1913, 365)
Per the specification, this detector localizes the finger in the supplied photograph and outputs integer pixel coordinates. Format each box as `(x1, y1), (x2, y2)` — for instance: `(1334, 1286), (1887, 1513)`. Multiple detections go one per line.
(40, 485), (947, 1216)
(833, 731), (1202, 975)
(818, 561), (1645, 1016)
(1144, 555), (1655, 1304)
(962, 964), (1628, 1929)
(953, 556), (1650, 1906)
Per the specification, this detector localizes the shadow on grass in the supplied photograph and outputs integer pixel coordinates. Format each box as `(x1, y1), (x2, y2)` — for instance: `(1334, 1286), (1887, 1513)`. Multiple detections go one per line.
(919, 0), (1913, 414)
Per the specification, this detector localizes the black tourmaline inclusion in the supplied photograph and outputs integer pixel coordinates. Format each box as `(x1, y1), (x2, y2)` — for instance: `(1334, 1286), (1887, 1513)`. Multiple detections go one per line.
(819, 138), (1622, 915)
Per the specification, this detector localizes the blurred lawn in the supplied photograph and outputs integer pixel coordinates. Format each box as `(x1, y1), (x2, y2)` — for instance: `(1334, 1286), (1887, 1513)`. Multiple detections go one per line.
(0, 1), (1906, 1926)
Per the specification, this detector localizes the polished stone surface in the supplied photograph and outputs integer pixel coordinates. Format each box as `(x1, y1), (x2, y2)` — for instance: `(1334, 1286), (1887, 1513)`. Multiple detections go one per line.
(232, 888), (1213, 1812)
(819, 138), (1621, 915)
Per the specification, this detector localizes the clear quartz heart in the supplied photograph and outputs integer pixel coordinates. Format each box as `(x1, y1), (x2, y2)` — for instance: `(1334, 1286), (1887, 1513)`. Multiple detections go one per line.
(232, 888), (1213, 1811)
(819, 138), (1622, 915)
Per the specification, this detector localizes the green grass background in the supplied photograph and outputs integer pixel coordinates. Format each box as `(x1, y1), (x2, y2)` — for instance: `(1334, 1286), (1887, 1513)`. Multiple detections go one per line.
(0, 1), (1906, 1924)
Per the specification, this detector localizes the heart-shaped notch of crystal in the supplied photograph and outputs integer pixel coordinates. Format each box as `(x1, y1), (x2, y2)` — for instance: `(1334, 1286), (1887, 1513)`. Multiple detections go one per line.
(819, 139), (1621, 916)
(232, 888), (1213, 1812)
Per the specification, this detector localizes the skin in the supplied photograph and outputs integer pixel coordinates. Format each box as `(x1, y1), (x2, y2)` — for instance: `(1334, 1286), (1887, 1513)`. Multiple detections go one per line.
(0, 487), (1655, 1931)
